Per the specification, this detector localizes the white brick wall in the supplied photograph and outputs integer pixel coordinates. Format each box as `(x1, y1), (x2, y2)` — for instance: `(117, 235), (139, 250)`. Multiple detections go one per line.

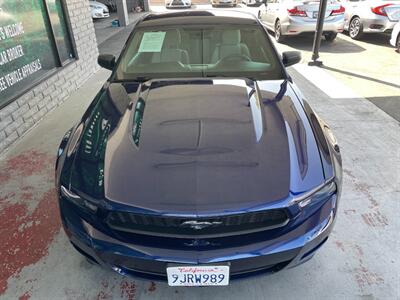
(0, 0), (99, 154)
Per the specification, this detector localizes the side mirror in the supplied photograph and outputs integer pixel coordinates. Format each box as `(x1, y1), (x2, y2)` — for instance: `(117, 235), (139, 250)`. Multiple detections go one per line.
(98, 54), (116, 70)
(282, 51), (301, 67)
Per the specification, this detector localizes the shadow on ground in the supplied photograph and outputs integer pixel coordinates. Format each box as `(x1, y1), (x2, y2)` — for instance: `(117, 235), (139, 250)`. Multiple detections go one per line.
(274, 33), (366, 53)
(321, 65), (400, 89)
(342, 32), (394, 48)
(367, 96), (400, 122)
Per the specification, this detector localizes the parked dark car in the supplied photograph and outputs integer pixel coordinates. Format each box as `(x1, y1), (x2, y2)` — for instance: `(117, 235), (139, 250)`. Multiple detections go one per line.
(56, 10), (342, 286)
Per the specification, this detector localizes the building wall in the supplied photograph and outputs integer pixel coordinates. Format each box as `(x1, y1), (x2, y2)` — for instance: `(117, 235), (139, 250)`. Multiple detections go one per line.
(0, 0), (99, 154)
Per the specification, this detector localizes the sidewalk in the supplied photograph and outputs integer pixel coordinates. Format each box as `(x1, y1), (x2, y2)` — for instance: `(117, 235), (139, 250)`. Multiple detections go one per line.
(0, 58), (399, 298)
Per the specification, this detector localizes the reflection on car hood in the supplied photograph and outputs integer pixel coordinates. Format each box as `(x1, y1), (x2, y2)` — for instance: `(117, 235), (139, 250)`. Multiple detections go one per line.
(70, 78), (325, 214)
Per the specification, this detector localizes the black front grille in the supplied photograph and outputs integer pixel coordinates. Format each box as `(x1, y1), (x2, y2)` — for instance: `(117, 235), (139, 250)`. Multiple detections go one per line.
(106, 209), (289, 238)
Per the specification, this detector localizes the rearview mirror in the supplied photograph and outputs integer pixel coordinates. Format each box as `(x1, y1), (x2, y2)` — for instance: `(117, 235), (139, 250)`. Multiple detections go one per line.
(98, 54), (116, 70)
(282, 51), (301, 67)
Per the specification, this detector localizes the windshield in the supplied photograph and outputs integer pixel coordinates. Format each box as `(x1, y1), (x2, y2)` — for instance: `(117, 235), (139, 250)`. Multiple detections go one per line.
(115, 24), (284, 81)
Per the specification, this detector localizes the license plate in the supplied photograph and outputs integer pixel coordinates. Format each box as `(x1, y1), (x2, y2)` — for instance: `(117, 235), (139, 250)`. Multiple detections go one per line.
(167, 265), (230, 286)
(313, 11), (318, 18)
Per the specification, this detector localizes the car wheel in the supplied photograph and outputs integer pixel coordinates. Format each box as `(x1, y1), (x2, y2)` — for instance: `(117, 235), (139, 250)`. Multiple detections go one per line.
(324, 32), (337, 42)
(396, 35), (400, 53)
(349, 17), (363, 40)
(274, 20), (285, 43)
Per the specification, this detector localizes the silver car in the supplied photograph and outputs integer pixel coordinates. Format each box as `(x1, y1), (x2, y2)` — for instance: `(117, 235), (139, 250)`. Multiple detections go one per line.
(341, 0), (400, 39)
(165, 0), (192, 8)
(258, 0), (346, 42)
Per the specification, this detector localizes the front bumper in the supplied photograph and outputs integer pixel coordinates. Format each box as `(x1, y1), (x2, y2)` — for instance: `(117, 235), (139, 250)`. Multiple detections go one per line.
(246, 0), (262, 6)
(281, 16), (344, 35)
(92, 11), (110, 19)
(211, 0), (237, 7)
(60, 194), (338, 281)
(165, 1), (191, 8)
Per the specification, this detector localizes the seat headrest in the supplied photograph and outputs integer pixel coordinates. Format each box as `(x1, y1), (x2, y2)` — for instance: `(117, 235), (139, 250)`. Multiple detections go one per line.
(222, 30), (241, 44)
(163, 29), (182, 49)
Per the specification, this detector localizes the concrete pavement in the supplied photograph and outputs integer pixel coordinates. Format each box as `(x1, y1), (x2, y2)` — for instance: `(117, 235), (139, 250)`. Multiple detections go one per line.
(0, 11), (399, 300)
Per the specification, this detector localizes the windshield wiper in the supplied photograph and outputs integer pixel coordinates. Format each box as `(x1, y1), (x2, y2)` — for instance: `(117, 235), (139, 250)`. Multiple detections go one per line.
(112, 77), (151, 83)
(205, 74), (256, 81)
(134, 77), (152, 82)
(205, 73), (233, 78)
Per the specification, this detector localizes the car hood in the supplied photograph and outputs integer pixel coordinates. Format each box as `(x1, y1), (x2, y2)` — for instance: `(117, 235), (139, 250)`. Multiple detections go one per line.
(70, 79), (325, 214)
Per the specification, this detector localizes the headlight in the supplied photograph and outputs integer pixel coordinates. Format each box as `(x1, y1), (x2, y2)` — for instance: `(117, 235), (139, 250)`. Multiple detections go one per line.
(67, 123), (84, 157)
(291, 181), (336, 209)
(57, 128), (73, 158)
(61, 186), (98, 213)
(323, 124), (340, 153)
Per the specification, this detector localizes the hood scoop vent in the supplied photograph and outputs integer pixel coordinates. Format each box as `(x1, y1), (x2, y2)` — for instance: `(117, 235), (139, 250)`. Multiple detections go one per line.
(246, 81), (266, 143)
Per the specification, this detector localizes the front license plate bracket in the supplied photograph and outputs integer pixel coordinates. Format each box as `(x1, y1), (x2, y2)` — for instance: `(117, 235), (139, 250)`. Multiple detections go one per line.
(166, 263), (230, 286)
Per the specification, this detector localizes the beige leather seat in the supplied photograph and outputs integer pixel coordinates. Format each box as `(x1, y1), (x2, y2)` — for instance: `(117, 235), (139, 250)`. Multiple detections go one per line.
(211, 29), (250, 63)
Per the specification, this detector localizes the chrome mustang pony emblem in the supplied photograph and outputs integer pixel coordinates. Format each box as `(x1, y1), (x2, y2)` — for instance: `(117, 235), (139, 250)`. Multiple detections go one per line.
(180, 220), (223, 230)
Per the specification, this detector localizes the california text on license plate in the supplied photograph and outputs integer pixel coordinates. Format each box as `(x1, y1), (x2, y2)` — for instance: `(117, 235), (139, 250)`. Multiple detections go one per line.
(166, 265), (230, 286)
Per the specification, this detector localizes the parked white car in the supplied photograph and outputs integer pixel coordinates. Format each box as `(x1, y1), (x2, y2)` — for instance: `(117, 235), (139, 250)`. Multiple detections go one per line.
(165, 0), (192, 8)
(211, 0), (238, 7)
(89, 1), (110, 19)
(242, 0), (263, 6)
(390, 21), (400, 50)
(258, 0), (345, 42)
(341, 0), (400, 39)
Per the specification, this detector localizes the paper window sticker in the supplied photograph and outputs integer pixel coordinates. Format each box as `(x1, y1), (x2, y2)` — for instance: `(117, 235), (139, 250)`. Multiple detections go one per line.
(138, 32), (166, 53)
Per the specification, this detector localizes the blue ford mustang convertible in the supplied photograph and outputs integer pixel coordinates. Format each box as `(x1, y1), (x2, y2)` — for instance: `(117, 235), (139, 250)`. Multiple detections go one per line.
(56, 10), (342, 286)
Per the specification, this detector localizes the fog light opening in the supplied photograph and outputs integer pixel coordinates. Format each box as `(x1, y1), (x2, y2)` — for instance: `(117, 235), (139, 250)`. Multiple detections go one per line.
(369, 24), (384, 29)
(301, 237), (328, 260)
(71, 242), (99, 265)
